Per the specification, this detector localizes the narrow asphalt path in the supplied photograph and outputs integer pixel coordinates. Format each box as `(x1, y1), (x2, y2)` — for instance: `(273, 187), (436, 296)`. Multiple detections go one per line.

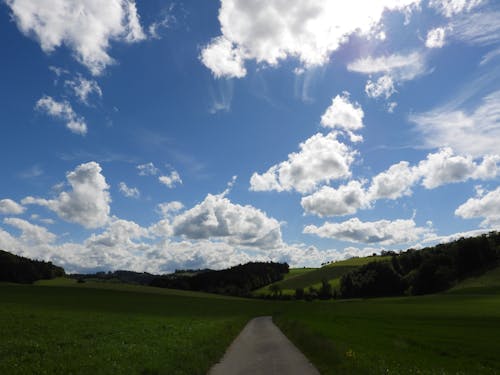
(208, 316), (320, 375)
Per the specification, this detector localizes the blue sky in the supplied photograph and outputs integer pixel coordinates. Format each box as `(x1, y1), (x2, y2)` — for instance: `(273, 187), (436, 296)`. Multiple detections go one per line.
(1, 0), (499, 273)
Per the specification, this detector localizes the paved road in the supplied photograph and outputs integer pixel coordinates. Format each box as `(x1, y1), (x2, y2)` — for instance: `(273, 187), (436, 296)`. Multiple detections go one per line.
(208, 316), (320, 375)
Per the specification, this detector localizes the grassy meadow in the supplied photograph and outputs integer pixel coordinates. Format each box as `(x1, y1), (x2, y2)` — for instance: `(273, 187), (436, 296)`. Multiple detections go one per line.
(254, 255), (389, 296)
(2, 268), (500, 374)
(0, 280), (278, 375)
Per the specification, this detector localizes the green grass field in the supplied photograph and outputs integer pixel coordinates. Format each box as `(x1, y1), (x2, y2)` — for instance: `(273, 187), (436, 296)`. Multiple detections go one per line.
(0, 281), (278, 375)
(2, 269), (500, 374)
(254, 255), (389, 296)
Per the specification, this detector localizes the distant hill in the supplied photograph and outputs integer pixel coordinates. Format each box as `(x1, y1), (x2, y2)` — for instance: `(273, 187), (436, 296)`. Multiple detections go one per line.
(70, 270), (158, 285)
(0, 249), (65, 284)
(254, 255), (389, 297)
(340, 231), (500, 299)
(150, 262), (289, 296)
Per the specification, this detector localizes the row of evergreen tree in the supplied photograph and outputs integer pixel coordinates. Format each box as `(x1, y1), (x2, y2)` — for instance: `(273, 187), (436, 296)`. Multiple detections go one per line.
(0, 249), (65, 284)
(340, 232), (500, 298)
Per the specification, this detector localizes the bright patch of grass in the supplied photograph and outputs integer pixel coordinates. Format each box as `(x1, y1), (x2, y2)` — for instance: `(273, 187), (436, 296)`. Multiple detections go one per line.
(254, 256), (389, 296)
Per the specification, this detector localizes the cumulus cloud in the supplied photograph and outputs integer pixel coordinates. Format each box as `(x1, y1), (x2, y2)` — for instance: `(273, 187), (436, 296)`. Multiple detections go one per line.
(304, 217), (432, 245)
(365, 75), (396, 99)
(3, 218), (56, 245)
(159, 170), (182, 188)
(65, 75), (102, 105)
(22, 162), (110, 229)
(455, 187), (500, 227)
(137, 162), (159, 176)
(250, 132), (356, 193)
(416, 148), (499, 189)
(172, 193), (283, 248)
(302, 149), (498, 217)
(85, 218), (148, 248)
(118, 182), (140, 198)
(320, 93), (364, 142)
(301, 181), (370, 217)
(6, 0), (146, 75)
(200, 36), (247, 79)
(156, 201), (184, 218)
(429, 0), (484, 17)
(411, 90), (500, 157)
(35, 95), (87, 135)
(368, 161), (419, 200)
(426, 27), (447, 48)
(201, 0), (420, 78)
(0, 199), (25, 215)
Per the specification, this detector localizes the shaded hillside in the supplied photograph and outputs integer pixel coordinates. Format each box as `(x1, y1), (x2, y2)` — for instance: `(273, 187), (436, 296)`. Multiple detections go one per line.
(340, 231), (500, 298)
(447, 265), (500, 295)
(0, 250), (65, 284)
(150, 262), (289, 296)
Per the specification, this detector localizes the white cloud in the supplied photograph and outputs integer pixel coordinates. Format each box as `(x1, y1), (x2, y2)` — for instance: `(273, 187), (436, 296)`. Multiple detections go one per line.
(159, 170), (182, 188)
(365, 75), (396, 99)
(85, 218), (148, 248)
(455, 187), (500, 227)
(0, 199), (25, 215)
(480, 47), (500, 66)
(416, 148), (499, 189)
(387, 102), (398, 113)
(201, 0), (420, 78)
(209, 79), (234, 114)
(450, 10), (500, 46)
(411, 90), (500, 157)
(426, 27), (447, 48)
(348, 51), (427, 81)
(348, 51), (427, 100)
(156, 201), (184, 218)
(304, 217), (432, 245)
(301, 181), (371, 217)
(320, 93), (364, 142)
(22, 162), (110, 229)
(368, 161), (419, 200)
(30, 214), (55, 225)
(250, 132), (356, 193)
(200, 36), (247, 79)
(172, 193), (283, 248)
(429, 0), (484, 17)
(6, 0), (146, 75)
(148, 9), (175, 39)
(118, 182), (140, 198)
(137, 162), (159, 176)
(35, 95), (87, 135)
(65, 75), (102, 105)
(3, 218), (56, 245)
(302, 149), (498, 218)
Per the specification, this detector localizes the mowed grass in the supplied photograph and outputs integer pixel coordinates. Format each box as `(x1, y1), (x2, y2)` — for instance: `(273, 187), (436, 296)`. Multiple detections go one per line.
(3, 269), (500, 374)
(254, 256), (389, 296)
(0, 281), (279, 375)
(275, 270), (500, 374)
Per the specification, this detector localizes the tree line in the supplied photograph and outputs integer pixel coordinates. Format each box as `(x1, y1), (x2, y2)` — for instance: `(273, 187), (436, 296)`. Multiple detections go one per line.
(340, 231), (500, 298)
(150, 262), (289, 296)
(0, 249), (65, 284)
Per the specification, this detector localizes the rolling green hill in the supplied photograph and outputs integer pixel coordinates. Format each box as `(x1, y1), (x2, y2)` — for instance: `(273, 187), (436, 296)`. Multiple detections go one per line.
(3, 271), (500, 374)
(447, 265), (500, 295)
(254, 255), (389, 296)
